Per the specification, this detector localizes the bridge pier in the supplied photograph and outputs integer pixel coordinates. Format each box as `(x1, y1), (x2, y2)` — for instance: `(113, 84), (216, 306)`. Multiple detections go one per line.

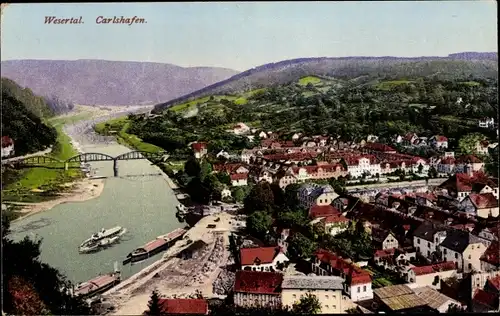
(113, 159), (119, 177)
(64, 162), (69, 171)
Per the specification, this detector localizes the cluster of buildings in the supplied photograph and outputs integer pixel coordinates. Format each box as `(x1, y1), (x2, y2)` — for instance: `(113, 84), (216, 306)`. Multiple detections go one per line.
(191, 130), (492, 191)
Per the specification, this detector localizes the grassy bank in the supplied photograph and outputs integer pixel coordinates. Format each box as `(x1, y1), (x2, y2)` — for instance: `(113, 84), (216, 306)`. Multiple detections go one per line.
(2, 116), (84, 204)
(94, 116), (186, 176)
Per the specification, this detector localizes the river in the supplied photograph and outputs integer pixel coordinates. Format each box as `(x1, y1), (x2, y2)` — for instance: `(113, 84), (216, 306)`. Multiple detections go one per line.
(9, 113), (184, 284)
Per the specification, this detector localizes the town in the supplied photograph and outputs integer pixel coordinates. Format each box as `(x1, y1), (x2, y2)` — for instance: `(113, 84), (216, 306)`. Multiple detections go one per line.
(126, 125), (499, 315)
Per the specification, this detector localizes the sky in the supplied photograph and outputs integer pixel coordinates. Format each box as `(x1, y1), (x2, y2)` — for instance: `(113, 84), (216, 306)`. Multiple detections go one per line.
(1, 1), (497, 71)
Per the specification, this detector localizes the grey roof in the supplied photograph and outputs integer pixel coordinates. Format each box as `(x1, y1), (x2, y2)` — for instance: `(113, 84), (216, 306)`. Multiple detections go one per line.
(413, 221), (446, 242)
(440, 230), (486, 253)
(413, 286), (458, 310)
(281, 276), (344, 290)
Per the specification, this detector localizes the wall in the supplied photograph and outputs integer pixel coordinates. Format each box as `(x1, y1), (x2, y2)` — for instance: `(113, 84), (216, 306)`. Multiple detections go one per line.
(234, 292), (281, 309)
(349, 283), (373, 302)
(463, 243), (488, 273)
(407, 269), (457, 290)
(282, 289), (344, 314)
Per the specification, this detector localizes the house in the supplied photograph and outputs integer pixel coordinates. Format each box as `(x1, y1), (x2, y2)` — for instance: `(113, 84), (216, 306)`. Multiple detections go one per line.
(281, 276), (355, 314)
(297, 184), (338, 210)
(437, 157), (455, 174)
(478, 117), (495, 128)
(291, 133), (301, 141)
(192, 142), (208, 159)
(230, 173), (248, 187)
(371, 227), (399, 250)
(460, 193), (499, 218)
(258, 131), (268, 139)
(415, 193), (438, 207)
(403, 133), (419, 146)
(308, 204), (340, 219)
(430, 135), (448, 149)
(438, 172), (496, 202)
(472, 182), (499, 200)
(413, 222), (447, 259)
(311, 249), (373, 302)
(472, 289), (499, 312)
(372, 284), (428, 313)
(366, 135), (379, 143)
(1, 136), (14, 158)
(454, 155), (484, 173)
(393, 134), (404, 144)
(145, 298), (209, 315)
(216, 150), (231, 159)
(233, 271), (283, 309)
(412, 286), (462, 313)
(476, 140), (490, 155)
(332, 197), (350, 212)
(480, 241), (500, 272)
(240, 247), (289, 272)
(231, 123), (251, 135)
(406, 261), (457, 289)
(344, 155), (381, 178)
(439, 230), (488, 272)
(373, 248), (416, 273)
(221, 188), (232, 199)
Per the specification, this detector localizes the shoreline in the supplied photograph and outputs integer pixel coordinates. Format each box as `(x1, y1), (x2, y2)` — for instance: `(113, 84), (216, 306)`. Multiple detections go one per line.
(10, 177), (106, 223)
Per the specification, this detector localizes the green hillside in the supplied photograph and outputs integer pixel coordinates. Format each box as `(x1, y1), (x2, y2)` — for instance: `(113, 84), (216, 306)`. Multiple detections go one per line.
(1, 78), (57, 156)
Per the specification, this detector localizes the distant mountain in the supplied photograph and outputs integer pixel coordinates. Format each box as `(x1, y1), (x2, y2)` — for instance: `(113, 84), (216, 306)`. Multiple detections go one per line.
(0, 59), (239, 106)
(153, 52), (498, 112)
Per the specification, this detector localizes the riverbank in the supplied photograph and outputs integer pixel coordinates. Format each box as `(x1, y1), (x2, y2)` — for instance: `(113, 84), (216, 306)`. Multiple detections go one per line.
(9, 178), (105, 223)
(102, 211), (237, 315)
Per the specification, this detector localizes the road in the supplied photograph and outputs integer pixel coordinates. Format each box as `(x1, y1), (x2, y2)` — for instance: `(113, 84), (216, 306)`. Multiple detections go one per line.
(346, 178), (446, 190)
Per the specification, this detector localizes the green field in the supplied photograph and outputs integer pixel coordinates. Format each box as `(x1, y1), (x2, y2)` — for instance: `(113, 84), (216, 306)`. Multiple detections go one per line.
(298, 76), (322, 86)
(3, 117), (84, 202)
(375, 80), (413, 90)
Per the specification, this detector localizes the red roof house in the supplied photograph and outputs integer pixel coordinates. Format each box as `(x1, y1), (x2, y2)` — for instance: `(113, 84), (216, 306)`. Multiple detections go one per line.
(233, 270), (283, 295)
(1, 136), (14, 148)
(309, 205), (340, 219)
(150, 299), (209, 315)
(480, 241), (500, 269)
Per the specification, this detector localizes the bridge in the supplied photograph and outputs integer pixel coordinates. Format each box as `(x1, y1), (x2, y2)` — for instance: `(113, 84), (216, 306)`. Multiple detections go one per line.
(2, 151), (169, 177)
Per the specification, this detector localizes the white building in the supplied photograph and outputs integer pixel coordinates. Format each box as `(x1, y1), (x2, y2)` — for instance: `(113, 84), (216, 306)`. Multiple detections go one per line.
(430, 135), (449, 149)
(240, 247), (289, 272)
(230, 173), (248, 187)
(413, 222), (447, 259)
(345, 156), (381, 178)
(439, 231), (489, 273)
(298, 183), (338, 210)
(478, 117), (495, 128)
(1, 136), (14, 158)
(406, 262), (457, 289)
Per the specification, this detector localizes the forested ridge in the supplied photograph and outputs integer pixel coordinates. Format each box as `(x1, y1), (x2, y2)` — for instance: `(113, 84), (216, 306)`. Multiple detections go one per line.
(1, 78), (59, 156)
(154, 55), (498, 112)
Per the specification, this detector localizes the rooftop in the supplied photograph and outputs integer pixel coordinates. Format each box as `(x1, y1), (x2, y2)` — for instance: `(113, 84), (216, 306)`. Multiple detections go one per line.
(374, 284), (414, 299)
(240, 247), (280, 266)
(413, 286), (458, 311)
(157, 298), (208, 315)
(233, 271), (283, 295)
(281, 275), (344, 291)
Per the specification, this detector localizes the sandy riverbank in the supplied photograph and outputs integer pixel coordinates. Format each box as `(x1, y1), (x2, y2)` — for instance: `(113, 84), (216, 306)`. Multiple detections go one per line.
(10, 178), (105, 223)
(102, 212), (239, 315)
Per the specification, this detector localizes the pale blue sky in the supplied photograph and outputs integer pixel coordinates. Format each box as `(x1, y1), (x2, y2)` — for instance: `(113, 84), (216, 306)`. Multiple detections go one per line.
(1, 1), (497, 71)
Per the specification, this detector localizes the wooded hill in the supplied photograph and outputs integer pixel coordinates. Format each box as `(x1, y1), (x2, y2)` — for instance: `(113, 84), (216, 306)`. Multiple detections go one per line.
(1, 78), (58, 156)
(153, 53), (498, 113)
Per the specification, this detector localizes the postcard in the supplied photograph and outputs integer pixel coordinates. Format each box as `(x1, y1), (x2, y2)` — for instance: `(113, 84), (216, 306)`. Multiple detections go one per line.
(1, 2), (498, 315)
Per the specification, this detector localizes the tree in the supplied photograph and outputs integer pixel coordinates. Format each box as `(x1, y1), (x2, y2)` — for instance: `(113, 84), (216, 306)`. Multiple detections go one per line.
(184, 156), (201, 177)
(232, 186), (247, 203)
(292, 292), (321, 314)
(216, 172), (231, 185)
(458, 133), (486, 155)
(428, 166), (438, 178)
(287, 233), (317, 259)
(246, 211), (273, 240)
(146, 289), (163, 315)
(2, 215), (91, 315)
(244, 182), (275, 213)
(199, 160), (213, 182)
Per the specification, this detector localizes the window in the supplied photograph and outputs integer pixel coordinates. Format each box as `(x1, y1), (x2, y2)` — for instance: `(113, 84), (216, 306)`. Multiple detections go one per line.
(417, 239), (420, 244)
(357, 287), (360, 293)
(325, 305), (329, 309)
(333, 305), (337, 309)
(325, 295), (329, 299)
(293, 294), (296, 298)
(444, 249), (447, 255)
(363, 285), (367, 292)
(428, 242), (431, 247)
(455, 253), (458, 259)
(468, 255), (472, 260)
(468, 263), (472, 270)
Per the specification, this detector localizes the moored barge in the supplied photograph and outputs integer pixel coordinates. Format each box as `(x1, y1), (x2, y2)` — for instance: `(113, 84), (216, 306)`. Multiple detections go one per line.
(74, 270), (121, 299)
(123, 228), (187, 264)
